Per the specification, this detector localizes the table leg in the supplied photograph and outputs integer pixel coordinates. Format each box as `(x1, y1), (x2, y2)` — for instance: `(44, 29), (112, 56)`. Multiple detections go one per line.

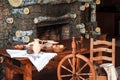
(5, 58), (13, 80)
(5, 67), (13, 80)
(22, 63), (32, 80)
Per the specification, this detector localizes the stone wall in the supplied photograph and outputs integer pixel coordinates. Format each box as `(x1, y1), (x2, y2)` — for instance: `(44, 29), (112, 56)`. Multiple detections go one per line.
(0, 0), (12, 47)
(0, 0), (93, 47)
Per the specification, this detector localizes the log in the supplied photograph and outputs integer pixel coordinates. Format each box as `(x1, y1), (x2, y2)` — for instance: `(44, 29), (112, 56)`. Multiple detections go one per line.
(34, 13), (77, 24)
(8, 0), (22, 7)
(11, 7), (30, 14)
(8, 0), (76, 7)
(8, 0), (92, 7)
(38, 0), (76, 4)
(78, 0), (92, 2)
(90, 3), (96, 22)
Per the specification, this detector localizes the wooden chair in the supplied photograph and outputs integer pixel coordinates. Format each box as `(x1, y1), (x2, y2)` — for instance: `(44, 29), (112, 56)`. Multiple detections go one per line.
(98, 34), (107, 40)
(90, 38), (116, 80)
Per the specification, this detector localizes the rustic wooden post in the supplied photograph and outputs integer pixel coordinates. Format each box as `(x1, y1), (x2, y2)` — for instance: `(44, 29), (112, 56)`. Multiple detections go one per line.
(71, 37), (76, 79)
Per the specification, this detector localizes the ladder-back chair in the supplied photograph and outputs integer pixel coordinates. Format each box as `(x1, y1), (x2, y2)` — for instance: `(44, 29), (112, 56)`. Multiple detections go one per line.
(90, 38), (116, 80)
(90, 38), (115, 65)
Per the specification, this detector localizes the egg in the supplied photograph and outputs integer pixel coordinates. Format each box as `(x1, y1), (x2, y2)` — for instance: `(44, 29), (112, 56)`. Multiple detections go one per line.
(52, 45), (57, 48)
(59, 45), (64, 48)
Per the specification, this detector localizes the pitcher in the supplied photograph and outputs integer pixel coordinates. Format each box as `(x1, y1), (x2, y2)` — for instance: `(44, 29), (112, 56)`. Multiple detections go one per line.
(32, 38), (41, 54)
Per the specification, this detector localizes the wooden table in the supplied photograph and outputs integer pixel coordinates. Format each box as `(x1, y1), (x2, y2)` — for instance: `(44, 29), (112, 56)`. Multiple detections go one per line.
(0, 48), (33, 80)
(0, 48), (73, 80)
(0, 39), (90, 80)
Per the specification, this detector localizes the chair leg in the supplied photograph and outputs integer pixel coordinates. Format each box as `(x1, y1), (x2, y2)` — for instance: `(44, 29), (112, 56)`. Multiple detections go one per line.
(97, 76), (107, 80)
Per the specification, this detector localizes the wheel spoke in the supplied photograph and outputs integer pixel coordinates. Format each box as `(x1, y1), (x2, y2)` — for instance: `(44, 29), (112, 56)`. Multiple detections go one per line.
(79, 72), (92, 76)
(76, 57), (80, 71)
(79, 76), (86, 80)
(70, 77), (78, 80)
(68, 58), (73, 69)
(70, 77), (73, 80)
(77, 76), (81, 80)
(61, 65), (72, 73)
(77, 63), (88, 73)
(61, 74), (72, 78)
(75, 75), (86, 80)
(78, 73), (91, 80)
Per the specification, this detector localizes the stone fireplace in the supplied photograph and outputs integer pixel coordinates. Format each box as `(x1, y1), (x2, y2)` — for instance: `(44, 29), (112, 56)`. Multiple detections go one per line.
(0, 0), (98, 47)
(32, 2), (86, 42)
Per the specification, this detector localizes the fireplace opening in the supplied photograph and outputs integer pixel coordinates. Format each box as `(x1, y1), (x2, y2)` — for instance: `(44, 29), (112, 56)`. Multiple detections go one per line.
(36, 23), (71, 42)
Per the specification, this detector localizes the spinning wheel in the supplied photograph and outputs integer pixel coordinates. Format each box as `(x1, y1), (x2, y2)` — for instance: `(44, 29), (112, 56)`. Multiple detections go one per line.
(57, 54), (96, 80)
(57, 37), (96, 80)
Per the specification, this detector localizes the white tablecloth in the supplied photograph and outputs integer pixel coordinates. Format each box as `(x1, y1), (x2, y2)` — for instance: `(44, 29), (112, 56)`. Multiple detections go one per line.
(6, 49), (57, 72)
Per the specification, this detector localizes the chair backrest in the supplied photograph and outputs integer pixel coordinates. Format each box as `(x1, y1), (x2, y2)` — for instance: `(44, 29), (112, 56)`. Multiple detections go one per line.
(98, 34), (107, 40)
(90, 38), (115, 66)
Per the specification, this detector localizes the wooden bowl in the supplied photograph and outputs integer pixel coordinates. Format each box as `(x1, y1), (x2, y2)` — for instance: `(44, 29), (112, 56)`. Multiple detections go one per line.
(45, 46), (53, 52)
(52, 45), (65, 53)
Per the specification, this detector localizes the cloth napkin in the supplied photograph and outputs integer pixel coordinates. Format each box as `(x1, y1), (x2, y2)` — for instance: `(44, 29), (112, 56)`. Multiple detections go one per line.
(100, 63), (118, 80)
(6, 49), (57, 72)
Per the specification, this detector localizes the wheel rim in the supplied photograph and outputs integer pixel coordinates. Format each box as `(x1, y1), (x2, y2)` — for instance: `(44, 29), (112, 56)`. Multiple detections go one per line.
(57, 54), (96, 80)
